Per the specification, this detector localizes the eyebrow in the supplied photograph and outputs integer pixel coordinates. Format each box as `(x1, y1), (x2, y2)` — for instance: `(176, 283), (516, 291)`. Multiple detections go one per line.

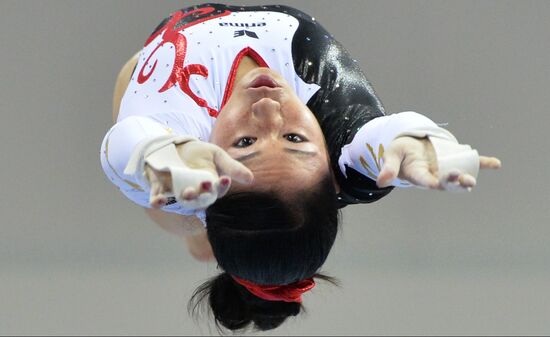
(235, 152), (261, 162)
(235, 149), (318, 162)
(283, 148), (318, 157)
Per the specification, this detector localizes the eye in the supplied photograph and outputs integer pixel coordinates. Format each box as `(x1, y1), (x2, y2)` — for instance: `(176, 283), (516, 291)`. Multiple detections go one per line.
(234, 137), (257, 148)
(284, 134), (306, 143)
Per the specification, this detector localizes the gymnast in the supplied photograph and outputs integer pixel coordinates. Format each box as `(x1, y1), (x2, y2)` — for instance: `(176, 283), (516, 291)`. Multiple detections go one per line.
(100, 3), (501, 332)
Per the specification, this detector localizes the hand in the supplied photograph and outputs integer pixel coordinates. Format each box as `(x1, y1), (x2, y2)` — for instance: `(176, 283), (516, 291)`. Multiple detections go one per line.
(376, 136), (501, 190)
(145, 141), (253, 209)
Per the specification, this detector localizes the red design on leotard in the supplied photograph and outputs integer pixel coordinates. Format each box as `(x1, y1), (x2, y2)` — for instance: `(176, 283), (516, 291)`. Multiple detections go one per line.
(220, 47), (270, 110)
(137, 7), (231, 117)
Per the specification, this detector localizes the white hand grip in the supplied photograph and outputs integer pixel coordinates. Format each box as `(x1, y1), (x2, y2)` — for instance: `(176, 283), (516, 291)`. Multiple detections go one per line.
(429, 136), (480, 192)
(124, 134), (219, 211)
(169, 166), (218, 207)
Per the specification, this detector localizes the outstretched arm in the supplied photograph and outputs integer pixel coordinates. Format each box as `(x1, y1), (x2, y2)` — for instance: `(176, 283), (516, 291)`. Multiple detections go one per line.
(106, 54), (250, 261)
(339, 111), (501, 192)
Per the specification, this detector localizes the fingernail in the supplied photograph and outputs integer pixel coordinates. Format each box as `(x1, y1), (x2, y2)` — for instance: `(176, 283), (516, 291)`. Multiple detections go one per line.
(242, 172), (254, 184)
(201, 181), (212, 191)
(448, 174), (459, 182)
(151, 197), (165, 208)
(220, 177), (230, 186)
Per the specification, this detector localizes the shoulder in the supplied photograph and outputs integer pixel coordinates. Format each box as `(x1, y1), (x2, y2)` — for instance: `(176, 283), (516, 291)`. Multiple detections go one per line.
(112, 52), (140, 123)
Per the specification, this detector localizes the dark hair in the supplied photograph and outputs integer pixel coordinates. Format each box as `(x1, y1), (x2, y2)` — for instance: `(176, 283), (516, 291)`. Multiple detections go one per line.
(188, 174), (340, 332)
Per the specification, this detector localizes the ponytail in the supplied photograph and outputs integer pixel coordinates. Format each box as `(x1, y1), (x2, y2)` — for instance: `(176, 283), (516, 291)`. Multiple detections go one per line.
(188, 273), (301, 332)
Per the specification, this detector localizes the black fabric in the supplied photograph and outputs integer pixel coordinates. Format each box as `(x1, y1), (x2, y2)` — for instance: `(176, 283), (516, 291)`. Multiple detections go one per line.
(147, 3), (395, 208)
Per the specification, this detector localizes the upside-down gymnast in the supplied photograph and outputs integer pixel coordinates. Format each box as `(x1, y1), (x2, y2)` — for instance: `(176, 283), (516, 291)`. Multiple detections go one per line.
(100, 3), (501, 332)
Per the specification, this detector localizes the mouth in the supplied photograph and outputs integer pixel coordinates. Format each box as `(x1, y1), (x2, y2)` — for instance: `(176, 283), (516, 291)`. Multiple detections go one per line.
(248, 74), (281, 89)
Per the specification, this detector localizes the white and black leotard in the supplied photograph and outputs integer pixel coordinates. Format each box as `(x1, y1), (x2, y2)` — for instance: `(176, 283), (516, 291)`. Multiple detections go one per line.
(101, 3), (474, 219)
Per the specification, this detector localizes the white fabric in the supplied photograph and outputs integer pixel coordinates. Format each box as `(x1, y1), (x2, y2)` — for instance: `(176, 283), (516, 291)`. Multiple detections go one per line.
(101, 116), (167, 204)
(338, 111), (480, 191)
(117, 11), (320, 140)
(123, 134), (198, 188)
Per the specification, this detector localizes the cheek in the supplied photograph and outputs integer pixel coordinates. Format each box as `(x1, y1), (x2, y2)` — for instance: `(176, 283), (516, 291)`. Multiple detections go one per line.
(210, 119), (230, 145)
(211, 113), (246, 146)
(283, 99), (315, 122)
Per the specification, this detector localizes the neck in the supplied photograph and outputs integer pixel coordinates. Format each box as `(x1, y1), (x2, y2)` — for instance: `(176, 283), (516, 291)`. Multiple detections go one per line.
(234, 56), (260, 85)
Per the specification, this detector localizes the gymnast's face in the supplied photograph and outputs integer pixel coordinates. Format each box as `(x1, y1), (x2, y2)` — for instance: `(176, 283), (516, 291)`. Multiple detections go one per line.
(210, 68), (330, 193)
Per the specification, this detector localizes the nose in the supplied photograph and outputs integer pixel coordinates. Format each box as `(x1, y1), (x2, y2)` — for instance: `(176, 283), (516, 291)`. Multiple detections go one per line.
(251, 98), (283, 129)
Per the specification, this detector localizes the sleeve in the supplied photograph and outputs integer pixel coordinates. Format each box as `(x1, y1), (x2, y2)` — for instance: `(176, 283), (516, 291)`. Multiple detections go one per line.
(100, 116), (173, 208)
(284, 7), (478, 205)
(99, 116), (207, 222)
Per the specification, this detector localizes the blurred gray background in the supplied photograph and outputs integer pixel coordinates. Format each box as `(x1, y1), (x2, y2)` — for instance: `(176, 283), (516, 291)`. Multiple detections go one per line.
(1, 0), (549, 335)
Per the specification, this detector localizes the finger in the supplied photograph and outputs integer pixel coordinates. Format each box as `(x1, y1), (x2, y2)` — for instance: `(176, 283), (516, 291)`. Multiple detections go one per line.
(212, 147), (254, 184)
(199, 181), (213, 194)
(150, 195), (167, 209)
(480, 156), (502, 169)
(408, 168), (441, 189)
(447, 171), (460, 183)
(458, 174), (477, 188)
(377, 150), (402, 188)
(146, 170), (161, 192)
(181, 187), (199, 201)
(149, 180), (166, 209)
(217, 176), (231, 199)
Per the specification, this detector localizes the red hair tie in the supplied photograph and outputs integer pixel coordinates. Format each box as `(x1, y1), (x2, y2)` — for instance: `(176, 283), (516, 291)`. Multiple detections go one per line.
(231, 276), (316, 303)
